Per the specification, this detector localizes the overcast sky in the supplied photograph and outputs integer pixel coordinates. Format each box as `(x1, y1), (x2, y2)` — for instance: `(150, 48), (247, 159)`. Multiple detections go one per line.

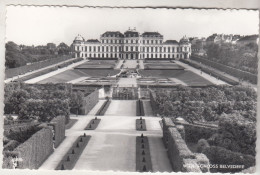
(6, 6), (259, 46)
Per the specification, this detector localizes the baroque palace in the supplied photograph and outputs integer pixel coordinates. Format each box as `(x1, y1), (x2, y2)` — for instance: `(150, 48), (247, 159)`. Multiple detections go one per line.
(72, 28), (191, 59)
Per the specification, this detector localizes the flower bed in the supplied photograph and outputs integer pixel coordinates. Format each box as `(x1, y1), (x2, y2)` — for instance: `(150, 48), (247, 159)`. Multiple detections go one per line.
(136, 99), (144, 116)
(136, 118), (146, 131)
(85, 118), (101, 130)
(55, 134), (91, 170)
(136, 135), (153, 172)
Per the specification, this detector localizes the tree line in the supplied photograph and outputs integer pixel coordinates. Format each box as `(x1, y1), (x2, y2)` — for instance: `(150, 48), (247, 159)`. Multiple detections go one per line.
(205, 42), (258, 74)
(4, 83), (89, 123)
(5, 41), (71, 69)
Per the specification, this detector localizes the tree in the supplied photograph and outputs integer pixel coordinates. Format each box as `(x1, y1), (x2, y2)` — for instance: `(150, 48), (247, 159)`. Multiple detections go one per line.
(70, 91), (84, 116)
(6, 89), (29, 114)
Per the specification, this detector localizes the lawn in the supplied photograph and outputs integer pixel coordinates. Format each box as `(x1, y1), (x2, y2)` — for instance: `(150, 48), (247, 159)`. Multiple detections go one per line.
(139, 70), (213, 86)
(144, 63), (184, 70)
(38, 69), (120, 83)
(143, 60), (184, 70)
(75, 60), (117, 69)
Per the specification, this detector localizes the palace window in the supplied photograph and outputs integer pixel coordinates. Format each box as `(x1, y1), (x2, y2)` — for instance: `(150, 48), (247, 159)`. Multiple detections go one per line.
(111, 46), (113, 52)
(102, 46), (104, 52)
(85, 46), (87, 52)
(151, 47), (153, 52)
(94, 46), (96, 52)
(131, 46), (133, 51)
(89, 46), (92, 52)
(136, 46), (138, 52)
(168, 47), (170, 52)
(172, 47), (175, 52)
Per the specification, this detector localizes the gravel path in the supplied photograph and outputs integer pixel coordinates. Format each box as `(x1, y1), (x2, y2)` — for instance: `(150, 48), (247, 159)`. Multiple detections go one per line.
(40, 100), (172, 172)
(143, 100), (154, 116)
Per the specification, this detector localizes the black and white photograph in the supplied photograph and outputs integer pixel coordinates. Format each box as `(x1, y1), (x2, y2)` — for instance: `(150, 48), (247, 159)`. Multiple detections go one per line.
(1, 3), (259, 174)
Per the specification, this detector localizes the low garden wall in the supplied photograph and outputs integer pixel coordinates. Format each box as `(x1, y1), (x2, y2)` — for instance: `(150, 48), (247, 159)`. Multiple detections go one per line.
(162, 118), (209, 172)
(49, 116), (66, 148)
(11, 127), (53, 169)
(80, 89), (99, 115)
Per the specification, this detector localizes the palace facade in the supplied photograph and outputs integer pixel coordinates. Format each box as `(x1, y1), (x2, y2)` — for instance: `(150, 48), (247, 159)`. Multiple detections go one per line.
(72, 28), (191, 59)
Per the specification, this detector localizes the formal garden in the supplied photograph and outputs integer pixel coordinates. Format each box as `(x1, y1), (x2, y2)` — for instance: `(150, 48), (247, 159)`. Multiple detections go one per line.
(150, 85), (256, 172)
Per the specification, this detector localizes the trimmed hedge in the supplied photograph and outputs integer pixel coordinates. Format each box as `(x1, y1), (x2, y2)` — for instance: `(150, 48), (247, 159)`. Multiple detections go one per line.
(15, 58), (83, 82)
(136, 119), (146, 131)
(56, 134), (91, 170)
(85, 118), (101, 130)
(191, 56), (257, 84)
(136, 136), (153, 172)
(162, 117), (175, 148)
(96, 99), (111, 116)
(162, 118), (209, 172)
(13, 127), (53, 169)
(167, 127), (196, 172)
(5, 55), (71, 79)
(179, 59), (239, 85)
(50, 116), (66, 148)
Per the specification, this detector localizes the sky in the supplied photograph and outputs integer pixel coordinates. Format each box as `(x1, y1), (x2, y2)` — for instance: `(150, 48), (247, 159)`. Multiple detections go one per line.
(6, 6), (259, 46)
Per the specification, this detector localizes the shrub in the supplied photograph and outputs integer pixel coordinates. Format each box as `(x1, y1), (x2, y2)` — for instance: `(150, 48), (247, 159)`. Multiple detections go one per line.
(202, 146), (255, 173)
(4, 140), (20, 151)
(196, 139), (209, 153)
(214, 113), (256, 156)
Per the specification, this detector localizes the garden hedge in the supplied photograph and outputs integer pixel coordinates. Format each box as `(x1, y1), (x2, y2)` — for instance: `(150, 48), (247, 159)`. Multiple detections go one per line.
(50, 116), (66, 148)
(179, 59), (239, 85)
(13, 127), (54, 169)
(191, 56), (257, 84)
(96, 99), (111, 116)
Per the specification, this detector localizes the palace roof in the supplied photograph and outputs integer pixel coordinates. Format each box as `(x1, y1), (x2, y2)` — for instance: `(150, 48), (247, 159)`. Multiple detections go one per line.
(141, 32), (163, 37)
(124, 30), (139, 37)
(101, 31), (124, 37)
(164, 40), (179, 45)
(86, 39), (100, 43)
